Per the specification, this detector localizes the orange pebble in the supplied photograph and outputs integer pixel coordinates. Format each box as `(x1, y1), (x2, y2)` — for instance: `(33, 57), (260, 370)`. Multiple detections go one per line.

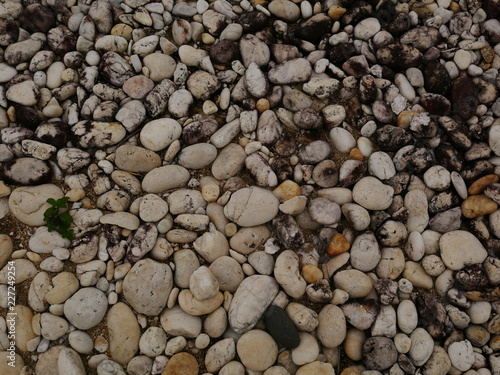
(272, 180), (302, 202)
(349, 148), (364, 160)
(327, 233), (351, 256)
(397, 110), (418, 128)
(256, 98), (270, 112)
(302, 264), (324, 284)
(468, 174), (499, 195)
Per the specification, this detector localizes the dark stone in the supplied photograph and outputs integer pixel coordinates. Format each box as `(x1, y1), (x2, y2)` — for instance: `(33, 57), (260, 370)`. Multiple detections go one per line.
(181, 118), (219, 145)
(464, 217), (490, 241)
(126, 223), (158, 263)
(386, 12), (411, 35)
(420, 93), (450, 115)
(339, 160), (367, 187)
(374, 126), (412, 151)
(428, 190), (461, 214)
(376, 220), (408, 247)
(326, 43), (356, 65)
(416, 293), (453, 340)
(438, 116), (472, 150)
(455, 264), (491, 291)
(313, 160), (338, 188)
(363, 337), (398, 370)
(370, 211), (391, 232)
(385, 173), (411, 195)
(295, 14), (332, 44)
(484, 183), (500, 204)
(210, 39), (240, 66)
(423, 46), (441, 62)
(376, 44), (423, 70)
(93, 101), (119, 122)
(452, 75), (479, 120)
(263, 305), (300, 349)
(63, 51), (85, 69)
(449, 12), (473, 35)
(273, 214), (305, 249)
(359, 75), (378, 103)
(341, 1), (373, 25)
(342, 55), (369, 78)
(460, 160), (495, 183)
(372, 100), (396, 124)
(375, 278), (398, 305)
(469, 123), (488, 142)
(237, 11), (269, 33)
(15, 105), (42, 130)
(465, 142), (491, 161)
(20, 4), (56, 33)
(1, 157), (52, 185)
(435, 143), (464, 172)
(144, 79), (176, 118)
(273, 133), (297, 156)
(484, 238), (500, 258)
(270, 44), (301, 64)
(394, 146), (433, 173)
(35, 121), (70, 149)
(0, 19), (19, 47)
(47, 26), (77, 57)
(483, 0), (500, 19)
(398, 354), (417, 374)
(272, 158), (294, 181)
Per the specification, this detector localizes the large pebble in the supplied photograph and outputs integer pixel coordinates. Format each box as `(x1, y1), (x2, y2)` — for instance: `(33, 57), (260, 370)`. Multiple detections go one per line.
(237, 330), (278, 371)
(64, 288), (107, 330)
(317, 304), (346, 348)
(229, 275), (279, 333)
(409, 328), (434, 366)
(123, 259), (173, 315)
(439, 230), (488, 270)
(107, 302), (140, 366)
(352, 177), (394, 210)
(140, 118), (182, 152)
(142, 165), (190, 193)
(274, 250), (307, 298)
(224, 186), (279, 226)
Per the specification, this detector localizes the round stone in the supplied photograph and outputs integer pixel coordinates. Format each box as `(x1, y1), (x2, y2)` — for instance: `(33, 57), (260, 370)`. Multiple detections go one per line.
(63, 288), (108, 330)
(161, 352), (199, 375)
(237, 330), (278, 371)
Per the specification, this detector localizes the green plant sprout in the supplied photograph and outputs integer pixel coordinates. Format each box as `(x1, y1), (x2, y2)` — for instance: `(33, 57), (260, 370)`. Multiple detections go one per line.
(43, 197), (74, 241)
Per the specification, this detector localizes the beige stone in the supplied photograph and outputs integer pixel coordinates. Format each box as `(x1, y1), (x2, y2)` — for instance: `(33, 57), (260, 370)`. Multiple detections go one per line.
(45, 272), (79, 305)
(178, 290), (224, 316)
(107, 302), (140, 365)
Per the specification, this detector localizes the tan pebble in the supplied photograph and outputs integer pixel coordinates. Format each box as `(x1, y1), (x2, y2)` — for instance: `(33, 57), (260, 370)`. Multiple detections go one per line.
(273, 180), (302, 202)
(122, 229), (132, 237)
(61, 68), (77, 83)
(106, 260), (114, 281)
(468, 174), (499, 195)
(203, 100), (218, 115)
(250, 0), (268, 5)
(490, 335), (500, 350)
(302, 264), (323, 283)
(450, 1), (461, 12)
(344, 328), (365, 361)
(461, 194), (498, 218)
(328, 5), (347, 20)
(202, 33), (215, 44)
(0, 181), (11, 198)
(340, 365), (365, 375)
(32, 313), (41, 336)
(7, 106), (15, 122)
(349, 148), (363, 160)
(162, 352), (199, 375)
(202, 184), (220, 202)
(94, 336), (109, 353)
(225, 223), (238, 237)
(45, 272), (79, 305)
(16, 305), (37, 352)
(26, 252), (42, 263)
(327, 233), (350, 256)
(111, 24), (133, 40)
(397, 110), (418, 128)
(65, 188), (85, 202)
(81, 197), (93, 208)
(239, 137), (251, 147)
(256, 98), (270, 112)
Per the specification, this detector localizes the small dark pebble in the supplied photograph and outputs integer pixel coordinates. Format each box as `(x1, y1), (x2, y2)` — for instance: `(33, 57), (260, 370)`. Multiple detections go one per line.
(263, 305), (300, 349)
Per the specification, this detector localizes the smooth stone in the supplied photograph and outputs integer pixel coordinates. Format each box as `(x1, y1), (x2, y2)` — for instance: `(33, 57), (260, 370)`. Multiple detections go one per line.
(100, 212), (140, 230)
(286, 302), (319, 332)
(0, 351), (24, 375)
(409, 328), (434, 366)
(448, 340), (474, 371)
(123, 259), (173, 316)
(161, 352), (198, 375)
(268, 0), (301, 22)
(2, 157), (51, 186)
(142, 165), (190, 193)
(237, 330), (278, 371)
(439, 230), (488, 270)
(189, 266), (219, 300)
(41, 313), (69, 340)
(107, 302), (140, 366)
(229, 275), (279, 333)
(350, 232), (380, 272)
(296, 361), (335, 375)
(224, 187), (279, 227)
(139, 327), (167, 357)
(292, 332), (319, 365)
(64, 288), (107, 330)
(178, 290), (223, 316)
(9, 184), (64, 226)
(333, 270), (373, 298)
(45, 272), (79, 305)
(6, 80), (39, 106)
(205, 338), (235, 373)
(397, 300), (418, 334)
(209, 256), (245, 292)
(140, 118), (182, 152)
(29, 226), (70, 254)
(274, 250), (307, 298)
(139, 194), (169, 222)
(317, 304), (346, 348)
(161, 306), (202, 338)
(0, 235), (13, 269)
(352, 177), (394, 210)
(57, 348), (85, 375)
(268, 58), (312, 84)
(363, 337), (398, 370)
(264, 305), (300, 349)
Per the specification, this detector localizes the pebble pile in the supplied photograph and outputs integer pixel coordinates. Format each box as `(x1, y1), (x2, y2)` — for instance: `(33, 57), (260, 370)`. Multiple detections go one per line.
(0, 0), (500, 374)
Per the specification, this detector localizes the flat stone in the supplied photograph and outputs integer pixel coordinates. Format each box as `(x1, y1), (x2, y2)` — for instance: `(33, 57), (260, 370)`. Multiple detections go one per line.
(224, 186), (279, 227)
(142, 165), (190, 193)
(64, 287), (107, 330)
(439, 230), (488, 270)
(107, 302), (140, 366)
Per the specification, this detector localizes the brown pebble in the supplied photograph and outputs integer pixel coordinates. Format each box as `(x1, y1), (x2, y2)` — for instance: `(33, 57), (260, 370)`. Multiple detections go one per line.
(327, 233), (350, 256)
(349, 148), (364, 161)
(397, 110), (418, 128)
(302, 264), (324, 283)
(328, 5), (347, 20)
(468, 174), (499, 195)
(461, 194), (498, 218)
(162, 352), (199, 375)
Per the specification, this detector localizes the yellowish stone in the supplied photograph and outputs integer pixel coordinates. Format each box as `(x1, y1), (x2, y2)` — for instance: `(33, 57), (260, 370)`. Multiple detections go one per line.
(111, 24), (133, 40)
(256, 98), (270, 112)
(0, 181), (12, 198)
(302, 264), (324, 284)
(397, 110), (418, 128)
(327, 233), (350, 256)
(328, 5), (346, 20)
(202, 184), (220, 202)
(349, 148), (364, 160)
(273, 180), (302, 202)
(65, 188), (85, 202)
(162, 352), (199, 375)
(45, 272), (79, 305)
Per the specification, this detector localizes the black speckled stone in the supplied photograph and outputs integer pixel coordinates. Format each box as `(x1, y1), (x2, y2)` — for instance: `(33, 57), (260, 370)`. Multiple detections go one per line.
(263, 305), (300, 349)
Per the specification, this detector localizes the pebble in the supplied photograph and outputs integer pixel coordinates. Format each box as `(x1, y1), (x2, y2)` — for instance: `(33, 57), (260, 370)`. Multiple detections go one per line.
(224, 186), (279, 227)
(237, 330), (278, 371)
(63, 288), (108, 330)
(352, 177), (394, 210)
(439, 230), (488, 270)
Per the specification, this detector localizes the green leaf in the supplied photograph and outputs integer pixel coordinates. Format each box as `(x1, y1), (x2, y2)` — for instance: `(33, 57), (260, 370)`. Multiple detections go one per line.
(46, 198), (57, 205)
